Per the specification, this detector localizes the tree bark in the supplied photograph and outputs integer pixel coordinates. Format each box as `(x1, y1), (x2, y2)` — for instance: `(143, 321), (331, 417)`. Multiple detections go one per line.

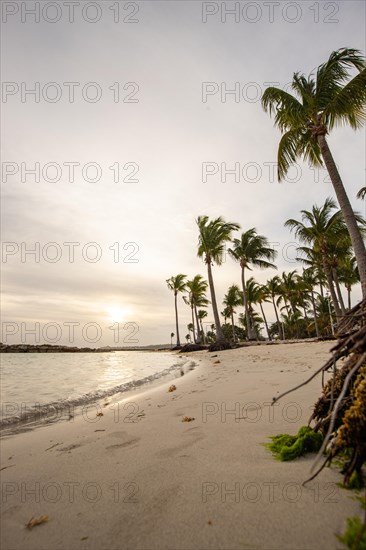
(272, 296), (284, 339)
(311, 289), (321, 338)
(241, 266), (256, 340)
(207, 259), (225, 342)
(231, 311), (236, 342)
(318, 134), (366, 299)
(174, 292), (181, 346)
(323, 256), (342, 319)
(332, 268), (346, 315)
(259, 302), (271, 340)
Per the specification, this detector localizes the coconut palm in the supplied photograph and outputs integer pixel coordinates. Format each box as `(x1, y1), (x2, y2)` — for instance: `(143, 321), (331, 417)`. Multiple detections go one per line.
(228, 228), (277, 340)
(262, 47), (366, 297)
(302, 268), (321, 337)
(338, 255), (360, 309)
(266, 275), (285, 339)
(248, 279), (272, 340)
(223, 284), (243, 342)
(166, 274), (187, 347)
(197, 216), (240, 345)
(197, 309), (208, 343)
(184, 275), (209, 343)
(285, 198), (353, 319)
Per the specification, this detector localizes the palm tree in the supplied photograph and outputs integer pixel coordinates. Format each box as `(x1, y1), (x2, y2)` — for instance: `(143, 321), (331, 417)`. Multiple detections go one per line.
(357, 187), (366, 200)
(166, 274), (187, 347)
(338, 255), (360, 309)
(266, 275), (285, 339)
(183, 275), (209, 344)
(229, 228), (277, 340)
(262, 47), (366, 297)
(197, 309), (208, 343)
(285, 198), (352, 319)
(186, 275), (208, 342)
(302, 268), (321, 337)
(223, 284), (243, 341)
(197, 216), (240, 345)
(249, 279), (272, 340)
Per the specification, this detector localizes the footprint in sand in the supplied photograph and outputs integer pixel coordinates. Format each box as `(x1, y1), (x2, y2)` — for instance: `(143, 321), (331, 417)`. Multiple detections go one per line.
(105, 431), (140, 451)
(57, 443), (84, 453)
(155, 428), (205, 459)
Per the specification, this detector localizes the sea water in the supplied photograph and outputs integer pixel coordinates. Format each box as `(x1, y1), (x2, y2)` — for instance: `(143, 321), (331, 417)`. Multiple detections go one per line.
(0, 351), (191, 427)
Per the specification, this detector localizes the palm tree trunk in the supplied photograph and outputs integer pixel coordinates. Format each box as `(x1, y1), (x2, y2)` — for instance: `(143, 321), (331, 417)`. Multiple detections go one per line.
(199, 319), (206, 344)
(323, 256), (342, 318)
(272, 296), (284, 339)
(231, 311), (236, 342)
(241, 267), (256, 340)
(311, 290), (321, 338)
(207, 260), (225, 342)
(191, 305), (197, 344)
(332, 268), (346, 315)
(174, 293), (181, 346)
(347, 286), (351, 310)
(194, 305), (201, 343)
(318, 134), (366, 299)
(259, 302), (271, 340)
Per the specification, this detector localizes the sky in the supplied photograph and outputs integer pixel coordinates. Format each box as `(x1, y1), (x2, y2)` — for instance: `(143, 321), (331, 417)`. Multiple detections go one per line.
(1, 0), (366, 347)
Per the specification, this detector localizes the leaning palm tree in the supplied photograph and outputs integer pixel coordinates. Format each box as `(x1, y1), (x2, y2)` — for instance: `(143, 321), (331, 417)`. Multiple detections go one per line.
(285, 198), (353, 319)
(246, 278), (272, 340)
(223, 284), (243, 342)
(166, 274), (186, 347)
(197, 216), (240, 346)
(229, 228), (277, 340)
(184, 275), (209, 343)
(302, 268), (321, 337)
(338, 255), (360, 309)
(197, 309), (208, 343)
(262, 47), (366, 297)
(266, 275), (285, 340)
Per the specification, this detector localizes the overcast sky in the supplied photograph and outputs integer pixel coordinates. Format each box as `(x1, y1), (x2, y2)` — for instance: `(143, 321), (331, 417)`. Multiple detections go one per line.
(1, 0), (365, 347)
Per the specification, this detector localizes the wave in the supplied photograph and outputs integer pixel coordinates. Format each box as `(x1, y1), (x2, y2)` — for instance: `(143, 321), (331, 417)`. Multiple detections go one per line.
(0, 359), (195, 430)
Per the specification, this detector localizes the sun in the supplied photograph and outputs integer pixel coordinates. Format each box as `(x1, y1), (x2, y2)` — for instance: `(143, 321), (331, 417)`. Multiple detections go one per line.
(106, 305), (126, 323)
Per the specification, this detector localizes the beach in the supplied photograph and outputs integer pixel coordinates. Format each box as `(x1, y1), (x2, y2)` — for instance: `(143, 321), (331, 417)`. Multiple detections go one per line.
(0, 341), (362, 550)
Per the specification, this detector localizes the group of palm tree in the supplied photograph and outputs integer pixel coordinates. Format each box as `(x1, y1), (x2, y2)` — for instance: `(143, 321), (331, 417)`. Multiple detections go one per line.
(167, 47), (366, 348)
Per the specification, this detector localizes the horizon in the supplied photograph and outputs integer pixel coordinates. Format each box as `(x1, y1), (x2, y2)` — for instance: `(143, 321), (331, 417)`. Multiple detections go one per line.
(2, 1), (365, 347)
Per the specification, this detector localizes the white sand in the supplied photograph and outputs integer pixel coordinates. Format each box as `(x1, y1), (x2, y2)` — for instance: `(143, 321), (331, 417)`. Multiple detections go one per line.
(0, 341), (362, 550)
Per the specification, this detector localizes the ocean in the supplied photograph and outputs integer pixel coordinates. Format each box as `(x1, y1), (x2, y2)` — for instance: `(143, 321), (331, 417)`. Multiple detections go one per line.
(0, 351), (192, 429)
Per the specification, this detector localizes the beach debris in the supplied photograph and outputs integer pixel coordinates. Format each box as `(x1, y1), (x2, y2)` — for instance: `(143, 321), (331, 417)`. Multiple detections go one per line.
(81, 536), (89, 541)
(266, 426), (323, 461)
(207, 520), (212, 525)
(271, 298), (366, 487)
(25, 515), (49, 530)
(44, 442), (61, 452)
(182, 416), (195, 422)
(96, 412), (104, 417)
(214, 360), (221, 364)
(0, 464), (16, 471)
(137, 411), (145, 417)
(168, 385), (177, 392)
(94, 429), (105, 432)
(103, 402), (110, 407)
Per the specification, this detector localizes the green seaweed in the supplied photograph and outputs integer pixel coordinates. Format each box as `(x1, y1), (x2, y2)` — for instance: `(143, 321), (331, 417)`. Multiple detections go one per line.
(337, 516), (366, 550)
(266, 426), (323, 461)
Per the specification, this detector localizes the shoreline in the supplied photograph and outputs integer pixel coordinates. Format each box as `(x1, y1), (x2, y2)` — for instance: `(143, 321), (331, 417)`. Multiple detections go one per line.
(1, 341), (363, 550)
(0, 354), (197, 436)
